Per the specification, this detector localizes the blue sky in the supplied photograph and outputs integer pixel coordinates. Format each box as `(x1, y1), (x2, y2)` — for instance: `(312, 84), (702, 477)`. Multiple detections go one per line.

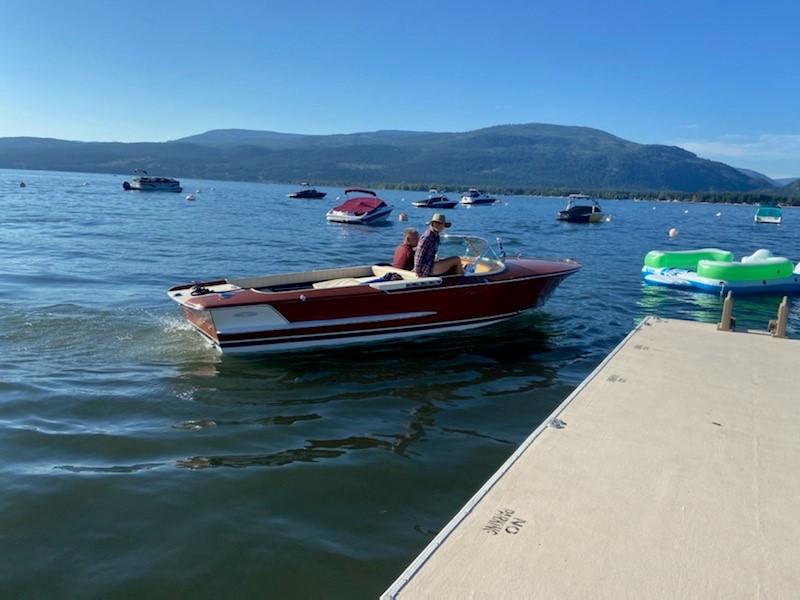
(1, 0), (798, 176)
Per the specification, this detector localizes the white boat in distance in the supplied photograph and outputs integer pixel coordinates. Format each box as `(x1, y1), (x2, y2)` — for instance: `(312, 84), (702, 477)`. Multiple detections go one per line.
(122, 170), (182, 193)
(460, 188), (497, 205)
(412, 189), (458, 209)
(754, 206), (782, 224)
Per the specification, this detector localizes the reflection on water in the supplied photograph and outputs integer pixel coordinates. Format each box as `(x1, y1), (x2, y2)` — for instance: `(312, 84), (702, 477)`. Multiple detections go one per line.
(163, 314), (567, 470)
(172, 312), (560, 386)
(636, 283), (796, 334)
(177, 446), (352, 470)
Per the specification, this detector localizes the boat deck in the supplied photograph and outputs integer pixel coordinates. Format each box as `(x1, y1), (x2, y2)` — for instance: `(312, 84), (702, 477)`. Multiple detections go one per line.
(383, 317), (800, 599)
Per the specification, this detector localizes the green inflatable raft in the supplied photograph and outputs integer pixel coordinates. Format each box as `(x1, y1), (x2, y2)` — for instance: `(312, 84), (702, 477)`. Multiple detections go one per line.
(642, 248), (800, 294)
(643, 248), (734, 270)
(697, 256), (794, 281)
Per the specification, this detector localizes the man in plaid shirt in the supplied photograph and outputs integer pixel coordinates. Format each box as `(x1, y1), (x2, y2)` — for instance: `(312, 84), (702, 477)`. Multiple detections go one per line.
(413, 213), (464, 277)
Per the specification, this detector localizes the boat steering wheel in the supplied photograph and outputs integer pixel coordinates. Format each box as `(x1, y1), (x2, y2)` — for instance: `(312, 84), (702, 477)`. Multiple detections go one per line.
(464, 259), (477, 275)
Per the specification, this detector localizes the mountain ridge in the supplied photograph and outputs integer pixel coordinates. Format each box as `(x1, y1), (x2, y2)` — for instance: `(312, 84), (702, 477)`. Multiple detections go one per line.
(0, 123), (770, 192)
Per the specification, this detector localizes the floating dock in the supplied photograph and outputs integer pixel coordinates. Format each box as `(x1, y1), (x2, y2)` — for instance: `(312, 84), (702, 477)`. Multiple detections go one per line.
(383, 317), (800, 599)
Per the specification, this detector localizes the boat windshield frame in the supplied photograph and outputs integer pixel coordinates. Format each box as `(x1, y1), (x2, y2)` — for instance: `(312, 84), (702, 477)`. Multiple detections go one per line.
(439, 234), (503, 261)
(345, 188), (377, 198)
(564, 197), (601, 210)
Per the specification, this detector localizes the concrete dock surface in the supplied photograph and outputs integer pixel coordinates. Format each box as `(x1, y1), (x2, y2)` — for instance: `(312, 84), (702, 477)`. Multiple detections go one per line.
(383, 317), (800, 599)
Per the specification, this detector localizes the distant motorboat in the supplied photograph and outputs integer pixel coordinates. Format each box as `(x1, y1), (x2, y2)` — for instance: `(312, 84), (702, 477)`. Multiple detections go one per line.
(557, 194), (604, 223)
(754, 206), (782, 224)
(460, 188), (497, 205)
(412, 189), (457, 209)
(326, 189), (392, 225)
(122, 170), (182, 193)
(288, 186), (327, 199)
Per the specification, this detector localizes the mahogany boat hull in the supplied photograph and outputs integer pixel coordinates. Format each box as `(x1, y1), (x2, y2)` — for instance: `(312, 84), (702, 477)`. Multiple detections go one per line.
(169, 260), (580, 354)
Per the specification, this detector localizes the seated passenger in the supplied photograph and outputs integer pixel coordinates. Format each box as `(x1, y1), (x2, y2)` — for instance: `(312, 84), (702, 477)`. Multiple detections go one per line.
(392, 228), (419, 271)
(414, 214), (464, 277)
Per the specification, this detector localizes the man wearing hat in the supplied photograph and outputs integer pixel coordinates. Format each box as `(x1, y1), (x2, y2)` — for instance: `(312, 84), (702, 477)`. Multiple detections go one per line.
(413, 213), (464, 277)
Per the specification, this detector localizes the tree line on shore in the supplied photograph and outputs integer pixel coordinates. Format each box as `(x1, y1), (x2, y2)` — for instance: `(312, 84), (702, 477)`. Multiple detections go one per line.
(299, 181), (800, 206)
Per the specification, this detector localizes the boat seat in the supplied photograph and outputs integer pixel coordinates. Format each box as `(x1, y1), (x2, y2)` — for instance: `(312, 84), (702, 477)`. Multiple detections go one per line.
(312, 276), (376, 289)
(371, 265), (418, 280)
(311, 266), (422, 290)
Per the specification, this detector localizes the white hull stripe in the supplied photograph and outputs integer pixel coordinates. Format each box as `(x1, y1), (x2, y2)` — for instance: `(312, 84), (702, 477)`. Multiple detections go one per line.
(219, 315), (515, 354)
(218, 312), (522, 349)
(215, 310), (436, 334)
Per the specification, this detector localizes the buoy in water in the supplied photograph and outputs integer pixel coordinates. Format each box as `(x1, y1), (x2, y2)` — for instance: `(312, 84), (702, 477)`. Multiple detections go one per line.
(185, 193), (196, 201)
(668, 227), (679, 238)
(715, 212), (722, 217)
(398, 212), (408, 222)
(19, 181), (26, 188)
(683, 209), (689, 214)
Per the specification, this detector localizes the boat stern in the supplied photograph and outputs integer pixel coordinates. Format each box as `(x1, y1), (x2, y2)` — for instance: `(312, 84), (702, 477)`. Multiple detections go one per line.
(167, 282), (229, 346)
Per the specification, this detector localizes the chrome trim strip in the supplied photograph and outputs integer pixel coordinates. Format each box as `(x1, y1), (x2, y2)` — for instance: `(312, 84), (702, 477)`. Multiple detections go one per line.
(219, 311), (521, 348)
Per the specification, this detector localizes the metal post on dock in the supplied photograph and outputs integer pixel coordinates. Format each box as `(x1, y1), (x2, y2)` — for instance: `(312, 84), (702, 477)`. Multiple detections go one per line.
(769, 296), (789, 338)
(718, 291), (734, 331)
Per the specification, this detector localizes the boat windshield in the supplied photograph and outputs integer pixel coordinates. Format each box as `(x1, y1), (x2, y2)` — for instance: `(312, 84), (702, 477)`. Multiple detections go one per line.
(440, 235), (502, 260)
(756, 207), (781, 217)
(345, 188), (377, 198)
(565, 197), (600, 209)
(439, 235), (505, 276)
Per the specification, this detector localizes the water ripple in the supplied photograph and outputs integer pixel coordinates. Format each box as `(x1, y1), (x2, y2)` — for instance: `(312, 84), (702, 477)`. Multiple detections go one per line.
(1, 169), (798, 598)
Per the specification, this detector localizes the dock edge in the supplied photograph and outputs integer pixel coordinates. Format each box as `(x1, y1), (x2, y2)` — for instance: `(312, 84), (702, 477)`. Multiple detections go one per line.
(381, 315), (656, 599)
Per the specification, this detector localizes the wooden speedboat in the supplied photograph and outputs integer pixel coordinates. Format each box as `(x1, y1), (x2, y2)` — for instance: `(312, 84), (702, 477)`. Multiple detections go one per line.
(167, 235), (580, 354)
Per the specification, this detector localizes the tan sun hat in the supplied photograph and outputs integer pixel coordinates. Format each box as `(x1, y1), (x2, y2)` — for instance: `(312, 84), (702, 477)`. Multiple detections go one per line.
(429, 213), (452, 228)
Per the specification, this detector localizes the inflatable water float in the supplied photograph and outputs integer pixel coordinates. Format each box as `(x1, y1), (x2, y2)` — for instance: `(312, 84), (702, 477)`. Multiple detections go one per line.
(642, 248), (800, 295)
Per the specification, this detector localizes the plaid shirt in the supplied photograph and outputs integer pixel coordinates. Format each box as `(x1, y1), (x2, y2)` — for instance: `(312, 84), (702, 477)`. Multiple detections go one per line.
(414, 228), (439, 277)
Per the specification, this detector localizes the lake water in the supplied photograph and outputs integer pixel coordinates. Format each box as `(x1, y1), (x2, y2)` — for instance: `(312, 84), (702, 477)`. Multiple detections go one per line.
(1, 168), (798, 598)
